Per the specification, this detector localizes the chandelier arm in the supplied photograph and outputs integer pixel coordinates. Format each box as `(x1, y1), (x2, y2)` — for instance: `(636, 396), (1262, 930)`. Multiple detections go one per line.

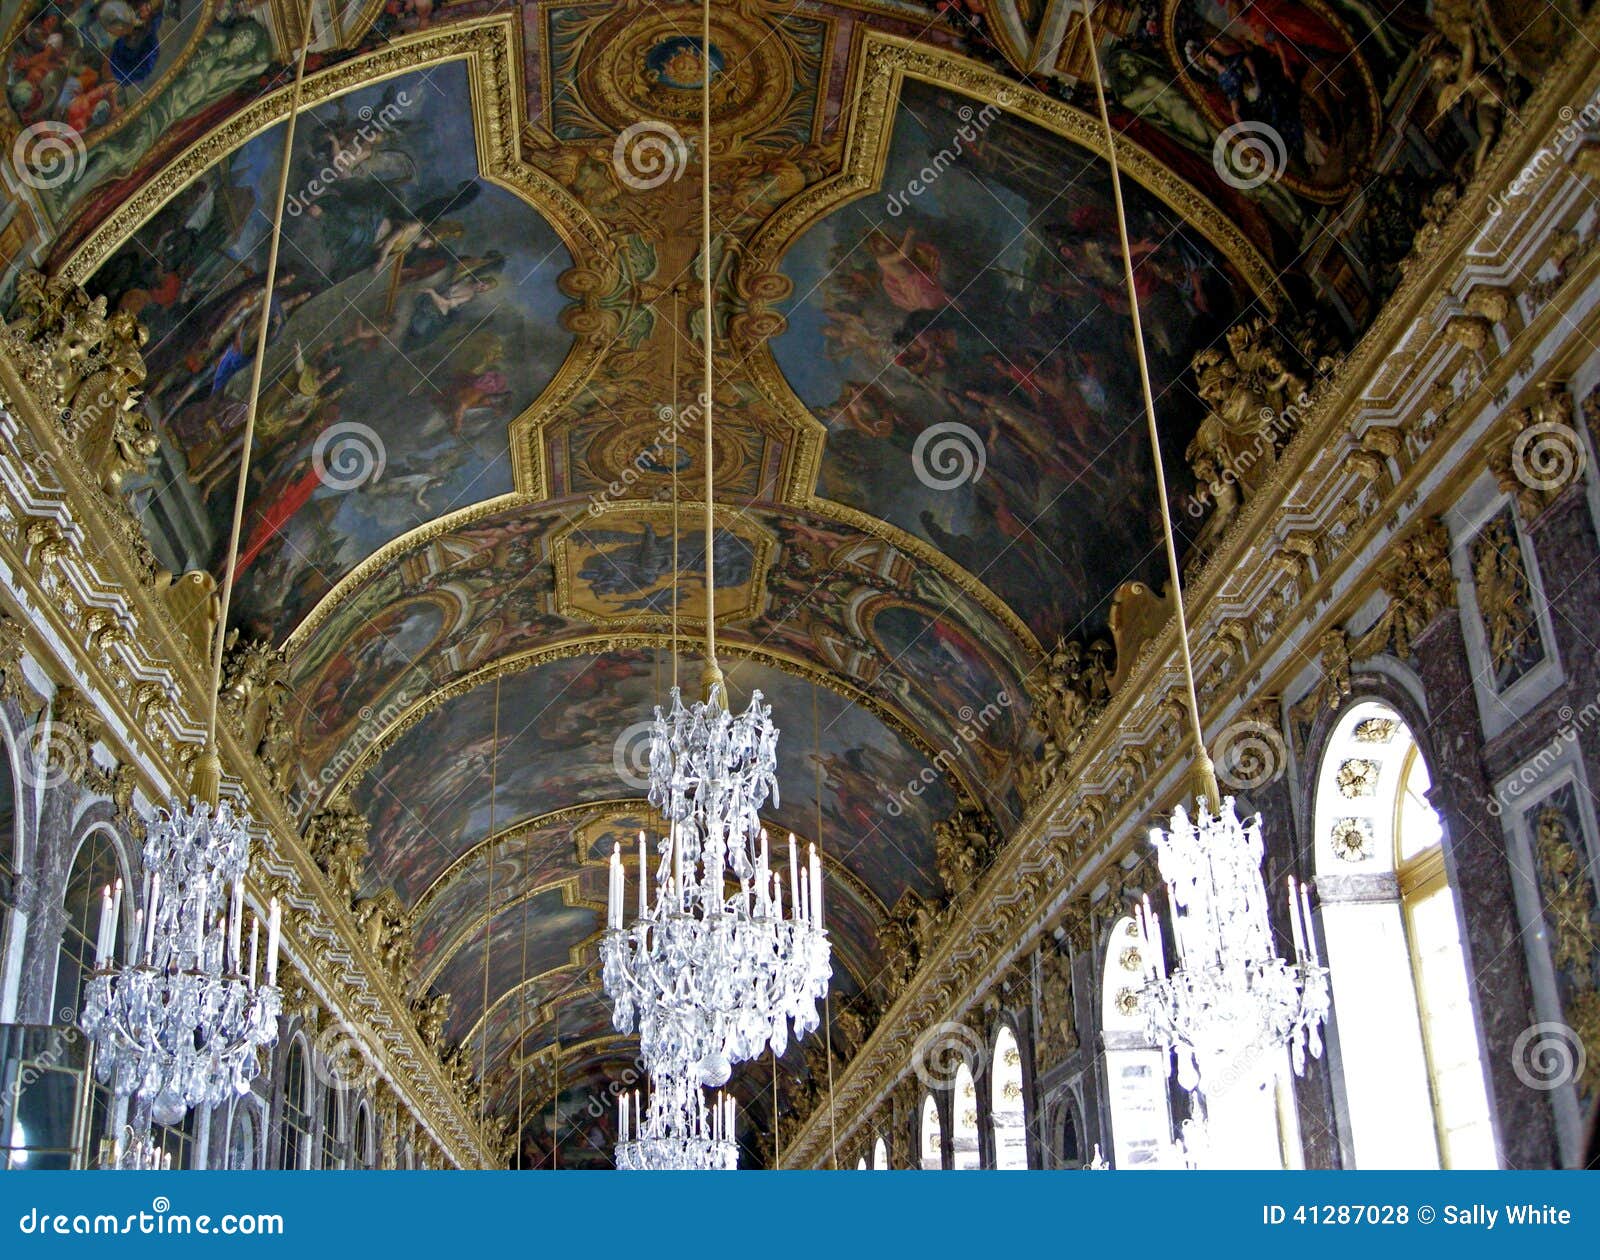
(196, 0), (315, 803)
(1082, 0), (1216, 808)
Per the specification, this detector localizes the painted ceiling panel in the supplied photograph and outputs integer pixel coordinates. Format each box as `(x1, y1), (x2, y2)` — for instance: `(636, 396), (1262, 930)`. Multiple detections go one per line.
(284, 500), (1034, 823)
(429, 886), (599, 1044)
(86, 61), (575, 639)
(772, 79), (1254, 646)
(3, 0), (1451, 1157)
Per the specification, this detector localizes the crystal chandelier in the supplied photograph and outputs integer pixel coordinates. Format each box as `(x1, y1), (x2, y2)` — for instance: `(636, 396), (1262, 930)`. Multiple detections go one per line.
(101, 1125), (173, 1171)
(1134, 798), (1330, 1098)
(603, 807), (830, 1085)
(614, 1070), (737, 1171)
(1073, 2), (1330, 1157)
(80, 796), (283, 1130)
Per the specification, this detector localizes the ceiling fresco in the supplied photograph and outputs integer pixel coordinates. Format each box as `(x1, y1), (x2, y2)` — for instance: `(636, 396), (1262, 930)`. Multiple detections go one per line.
(279, 498), (1033, 822)
(4, 0), (1447, 1161)
(84, 60), (577, 636)
(771, 77), (1252, 646)
(352, 647), (954, 921)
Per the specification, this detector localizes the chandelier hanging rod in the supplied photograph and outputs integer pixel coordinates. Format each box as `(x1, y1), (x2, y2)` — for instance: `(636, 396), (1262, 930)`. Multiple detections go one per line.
(1083, 0), (1217, 809)
(193, 0), (315, 804)
(699, 0), (723, 704)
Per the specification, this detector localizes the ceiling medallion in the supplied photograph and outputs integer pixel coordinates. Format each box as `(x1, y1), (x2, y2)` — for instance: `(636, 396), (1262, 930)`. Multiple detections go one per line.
(580, 7), (792, 140)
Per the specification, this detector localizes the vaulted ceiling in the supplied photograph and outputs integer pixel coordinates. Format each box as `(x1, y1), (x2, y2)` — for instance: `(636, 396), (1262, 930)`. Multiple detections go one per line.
(8, 0), (1438, 1164)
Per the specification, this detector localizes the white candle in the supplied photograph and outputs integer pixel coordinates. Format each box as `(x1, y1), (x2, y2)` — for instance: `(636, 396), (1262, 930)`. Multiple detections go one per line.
(809, 845), (822, 929)
(146, 872), (160, 956)
(131, 908), (143, 966)
(249, 917), (260, 990)
(267, 897), (281, 985)
(145, 869), (159, 959)
(109, 878), (122, 961)
(1142, 895), (1166, 978)
(772, 872), (782, 921)
(1299, 879), (1319, 964)
(788, 834), (799, 921)
(608, 843), (621, 928)
(1287, 877), (1306, 962)
(230, 881), (243, 971)
(95, 884), (112, 966)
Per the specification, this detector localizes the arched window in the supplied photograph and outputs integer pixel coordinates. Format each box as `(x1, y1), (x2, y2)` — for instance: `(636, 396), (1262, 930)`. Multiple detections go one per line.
(226, 1101), (258, 1170)
(873, 1135), (888, 1169)
(52, 829), (123, 1024)
(0, 731), (19, 1019)
(950, 1062), (980, 1169)
(990, 1025), (1026, 1168)
(279, 1040), (311, 1169)
(352, 1103), (372, 1170)
(919, 1093), (941, 1169)
(54, 828), (125, 1154)
(321, 1081), (345, 1169)
(1057, 1103), (1081, 1169)
(1101, 914), (1173, 1168)
(855, 1154), (867, 1170)
(1314, 701), (1496, 1168)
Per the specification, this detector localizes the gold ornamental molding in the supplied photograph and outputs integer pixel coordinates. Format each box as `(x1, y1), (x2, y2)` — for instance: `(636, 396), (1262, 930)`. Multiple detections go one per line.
(59, 15), (609, 278)
(412, 801), (891, 1005)
(742, 29), (1281, 301)
(412, 798), (646, 924)
(778, 14), (1600, 1165)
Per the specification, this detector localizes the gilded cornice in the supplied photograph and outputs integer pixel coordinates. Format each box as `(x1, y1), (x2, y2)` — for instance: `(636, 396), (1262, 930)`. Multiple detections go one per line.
(779, 12), (1600, 1165)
